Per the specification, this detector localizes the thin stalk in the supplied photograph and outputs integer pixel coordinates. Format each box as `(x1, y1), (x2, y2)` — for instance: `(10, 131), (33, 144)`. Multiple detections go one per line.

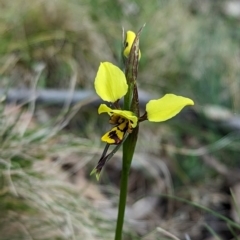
(114, 128), (138, 240)
(114, 153), (130, 240)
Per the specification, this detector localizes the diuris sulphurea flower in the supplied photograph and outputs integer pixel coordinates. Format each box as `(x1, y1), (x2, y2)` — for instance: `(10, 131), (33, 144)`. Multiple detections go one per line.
(91, 27), (194, 240)
(91, 28), (194, 181)
(92, 61), (193, 179)
(95, 62), (193, 145)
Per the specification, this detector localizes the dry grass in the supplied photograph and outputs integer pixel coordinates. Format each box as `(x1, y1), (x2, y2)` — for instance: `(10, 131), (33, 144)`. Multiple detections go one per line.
(0, 104), (117, 240)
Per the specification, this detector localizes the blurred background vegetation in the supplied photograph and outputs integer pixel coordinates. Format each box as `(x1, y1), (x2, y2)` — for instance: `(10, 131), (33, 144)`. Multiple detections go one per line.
(1, 0), (240, 239)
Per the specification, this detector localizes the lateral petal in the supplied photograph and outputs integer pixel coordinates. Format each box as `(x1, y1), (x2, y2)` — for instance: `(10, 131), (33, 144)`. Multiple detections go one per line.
(146, 94), (194, 122)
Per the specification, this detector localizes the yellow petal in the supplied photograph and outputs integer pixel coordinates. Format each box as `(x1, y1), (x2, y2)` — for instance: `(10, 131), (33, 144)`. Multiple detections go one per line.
(98, 104), (138, 128)
(94, 62), (128, 102)
(123, 31), (141, 59)
(98, 104), (113, 115)
(101, 120), (128, 144)
(146, 94), (194, 122)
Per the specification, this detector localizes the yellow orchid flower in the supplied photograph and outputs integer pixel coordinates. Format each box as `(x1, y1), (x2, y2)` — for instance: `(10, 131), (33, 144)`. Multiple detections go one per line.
(94, 62), (194, 145)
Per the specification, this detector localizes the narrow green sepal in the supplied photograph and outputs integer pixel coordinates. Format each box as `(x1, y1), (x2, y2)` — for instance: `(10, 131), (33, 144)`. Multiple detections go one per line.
(90, 168), (100, 181)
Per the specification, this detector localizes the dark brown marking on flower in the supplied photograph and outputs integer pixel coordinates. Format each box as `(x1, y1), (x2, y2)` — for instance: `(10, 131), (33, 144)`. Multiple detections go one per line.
(107, 119), (129, 145)
(109, 115), (125, 125)
(108, 130), (122, 144)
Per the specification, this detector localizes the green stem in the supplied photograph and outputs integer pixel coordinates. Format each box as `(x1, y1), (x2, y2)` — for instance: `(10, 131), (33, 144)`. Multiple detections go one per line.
(115, 26), (142, 240)
(114, 157), (130, 240)
(114, 128), (138, 240)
